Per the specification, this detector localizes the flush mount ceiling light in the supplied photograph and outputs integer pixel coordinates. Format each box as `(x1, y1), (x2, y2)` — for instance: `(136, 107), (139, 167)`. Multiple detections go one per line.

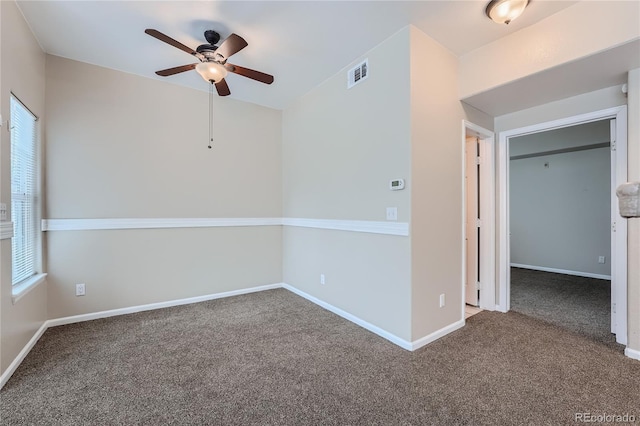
(485, 0), (529, 24)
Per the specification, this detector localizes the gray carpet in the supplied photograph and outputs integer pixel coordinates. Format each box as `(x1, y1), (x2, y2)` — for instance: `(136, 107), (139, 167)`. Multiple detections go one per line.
(2, 288), (639, 425)
(510, 267), (619, 348)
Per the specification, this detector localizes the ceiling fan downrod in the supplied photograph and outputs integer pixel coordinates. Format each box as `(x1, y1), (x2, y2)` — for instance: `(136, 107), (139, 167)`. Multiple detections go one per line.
(208, 82), (214, 149)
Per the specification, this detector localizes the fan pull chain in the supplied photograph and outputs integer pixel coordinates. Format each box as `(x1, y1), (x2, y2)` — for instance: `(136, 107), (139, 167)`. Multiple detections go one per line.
(208, 81), (214, 149)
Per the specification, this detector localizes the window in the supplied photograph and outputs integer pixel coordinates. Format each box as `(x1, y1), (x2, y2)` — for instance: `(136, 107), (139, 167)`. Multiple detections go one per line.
(10, 94), (40, 285)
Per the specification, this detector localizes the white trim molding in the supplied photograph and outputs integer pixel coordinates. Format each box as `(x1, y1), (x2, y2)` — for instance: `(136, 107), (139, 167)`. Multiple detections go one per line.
(7, 279), (634, 391)
(510, 263), (612, 281)
(42, 217), (410, 237)
(42, 217), (282, 231)
(282, 284), (463, 351)
(0, 283), (282, 390)
(282, 217), (409, 236)
(282, 284), (413, 350)
(1, 221), (14, 240)
(462, 120), (496, 313)
(625, 348), (640, 361)
(0, 282), (470, 390)
(411, 319), (465, 351)
(47, 283), (282, 328)
(0, 322), (48, 389)
(12, 273), (47, 304)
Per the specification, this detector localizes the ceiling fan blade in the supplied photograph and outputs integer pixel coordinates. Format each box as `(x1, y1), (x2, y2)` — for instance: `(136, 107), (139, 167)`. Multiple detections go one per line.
(225, 64), (274, 85)
(145, 29), (199, 57)
(215, 33), (248, 60)
(155, 63), (198, 77)
(215, 79), (231, 96)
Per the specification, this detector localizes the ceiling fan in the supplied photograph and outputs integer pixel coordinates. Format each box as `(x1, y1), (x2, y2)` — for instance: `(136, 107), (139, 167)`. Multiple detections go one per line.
(145, 28), (274, 96)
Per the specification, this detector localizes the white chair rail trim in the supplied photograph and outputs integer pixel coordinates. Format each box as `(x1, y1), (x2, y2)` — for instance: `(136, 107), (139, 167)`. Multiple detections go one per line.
(42, 217), (283, 231)
(282, 217), (409, 236)
(42, 217), (409, 236)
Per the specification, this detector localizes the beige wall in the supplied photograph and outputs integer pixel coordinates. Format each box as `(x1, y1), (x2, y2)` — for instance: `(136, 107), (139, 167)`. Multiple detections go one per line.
(410, 27), (486, 339)
(282, 27), (412, 340)
(282, 28), (411, 222)
(282, 25), (494, 343)
(0, 0), (48, 374)
(627, 68), (639, 352)
(47, 227), (282, 318)
(46, 56), (282, 218)
(44, 56), (283, 318)
(459, 1), (640, 98)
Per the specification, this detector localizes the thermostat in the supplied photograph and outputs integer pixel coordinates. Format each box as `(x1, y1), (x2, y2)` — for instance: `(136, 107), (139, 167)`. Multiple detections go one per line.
(390, 179), (405, 191)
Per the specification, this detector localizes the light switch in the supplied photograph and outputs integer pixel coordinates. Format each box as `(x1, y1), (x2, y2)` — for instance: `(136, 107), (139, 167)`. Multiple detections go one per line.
(386, 207), (398, 221)
(0, 203), (7, 221)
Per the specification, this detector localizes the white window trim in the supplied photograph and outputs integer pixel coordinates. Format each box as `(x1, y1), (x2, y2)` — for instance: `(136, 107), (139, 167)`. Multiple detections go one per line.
(10, 93), (44, 288)
(12, 273), (47, 304)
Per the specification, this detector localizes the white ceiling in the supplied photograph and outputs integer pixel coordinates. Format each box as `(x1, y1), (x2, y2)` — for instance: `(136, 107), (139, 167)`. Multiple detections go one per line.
(17, 1), (578, 110)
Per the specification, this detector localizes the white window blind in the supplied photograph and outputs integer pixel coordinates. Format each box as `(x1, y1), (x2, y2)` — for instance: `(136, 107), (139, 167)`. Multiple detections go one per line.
(10, 94), (39, 285)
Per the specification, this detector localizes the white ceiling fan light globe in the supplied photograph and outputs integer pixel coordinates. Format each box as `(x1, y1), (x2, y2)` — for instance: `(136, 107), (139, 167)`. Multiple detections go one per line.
(486, 0), (529, 25)
(195, 62), (228, 83)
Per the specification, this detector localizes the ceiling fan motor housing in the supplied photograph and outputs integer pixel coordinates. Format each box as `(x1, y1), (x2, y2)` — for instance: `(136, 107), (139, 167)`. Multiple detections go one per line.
(197, 30), (225, 63)
(197, 44), (225, 63)
(204, 29), (221, 45)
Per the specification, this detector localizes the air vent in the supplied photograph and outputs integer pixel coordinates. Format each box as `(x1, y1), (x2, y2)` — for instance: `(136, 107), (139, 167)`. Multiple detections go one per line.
(347, 59), (369, 89)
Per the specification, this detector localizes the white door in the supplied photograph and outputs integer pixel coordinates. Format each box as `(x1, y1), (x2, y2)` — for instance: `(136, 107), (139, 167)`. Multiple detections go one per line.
(465, 136), (480, 306)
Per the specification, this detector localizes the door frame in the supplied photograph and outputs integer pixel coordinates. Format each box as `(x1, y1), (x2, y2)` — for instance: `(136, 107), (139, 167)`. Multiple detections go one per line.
(496, 106), (628, 345)
(462, 121), (496, 318)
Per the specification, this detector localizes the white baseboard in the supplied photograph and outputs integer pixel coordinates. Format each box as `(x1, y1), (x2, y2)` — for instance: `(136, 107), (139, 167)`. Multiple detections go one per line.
(1, 282), (469, 390)
(0, 322), (48, 389)
(281, 284), (413, 350)
(281, 284), (465, 351)
(47, 283), (282, 327)
(625, 347), (640, 361)
(510, 263), (612, 280)
(0, 283), (282, 390)
(411, 319), (465, 351)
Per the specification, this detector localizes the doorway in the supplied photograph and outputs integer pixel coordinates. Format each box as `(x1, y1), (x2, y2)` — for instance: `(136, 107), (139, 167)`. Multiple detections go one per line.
(508, 120), (615, 345)
(462, 121), (495, 316)
(497, 107), (628, 345)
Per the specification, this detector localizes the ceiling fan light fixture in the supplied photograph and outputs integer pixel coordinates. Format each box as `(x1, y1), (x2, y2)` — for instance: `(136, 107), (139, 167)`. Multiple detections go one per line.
(485, 0), (529, 24)
(196, 62), (228, 83)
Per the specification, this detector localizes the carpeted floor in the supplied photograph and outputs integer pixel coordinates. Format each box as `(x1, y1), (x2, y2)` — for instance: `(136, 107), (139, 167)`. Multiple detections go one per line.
(510, 267), (619, 348)
(2, 288), (639, 425)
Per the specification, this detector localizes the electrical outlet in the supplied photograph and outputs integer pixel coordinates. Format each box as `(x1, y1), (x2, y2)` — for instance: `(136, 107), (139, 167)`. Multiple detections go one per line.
(320, 274), (325, 285)
(0, 203), (7, 221)
(439, 294), (445, 308)
(75, 283), (86, 296)
(598, 256), (606, 264)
